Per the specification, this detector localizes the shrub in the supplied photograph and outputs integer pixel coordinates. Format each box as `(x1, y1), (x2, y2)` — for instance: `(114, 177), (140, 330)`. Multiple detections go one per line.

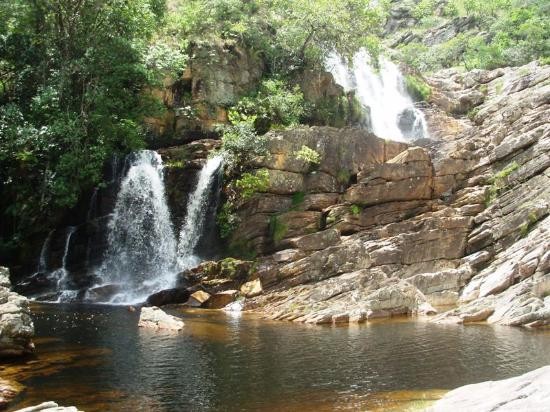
(230, 79), (306, 133)
(217, 202), (239, 239)
(487, 161), (520, 204)
(220, 122), (268, 174)
(295, 145), (321, 166)
(235, 169), (270, 200)
(350, 204), (362, 215)
(404, 75), (432, 102)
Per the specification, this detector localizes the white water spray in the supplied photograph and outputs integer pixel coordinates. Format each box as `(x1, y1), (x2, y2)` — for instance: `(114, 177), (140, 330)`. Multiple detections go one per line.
(98, 150), (178, 303)
(326, 50), (429, 141)
(177, 155), (223, 271)
(51, 226), (77, 302)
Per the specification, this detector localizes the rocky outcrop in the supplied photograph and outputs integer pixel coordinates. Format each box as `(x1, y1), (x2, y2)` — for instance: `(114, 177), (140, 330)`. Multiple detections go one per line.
(427, 365), (550, 412)
(13, 402), (82, 412)
(0, 267), (34, 357)
(209, 61), (550, 327)
(138, 307), (184, 331)
(227, 127), (407, 255)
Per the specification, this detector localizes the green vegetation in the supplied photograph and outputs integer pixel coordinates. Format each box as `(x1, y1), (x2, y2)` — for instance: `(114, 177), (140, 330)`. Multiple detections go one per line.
(217, 202), (239, 239)
(350, 204), (362, 215)
(396, 0), (549, 72)
(291, 191), (306, 208)
(0, 0), (166, 254)
(229, 79), (307, 133)
(220, 122), (268, 175)
(519, 212), (538, 238)
(404, 75), (432, 102)
(487, 161), (520, 204)
(295, 145), (321, 166)
(235, 169), (270, 200)
(269, 215), (288, 244)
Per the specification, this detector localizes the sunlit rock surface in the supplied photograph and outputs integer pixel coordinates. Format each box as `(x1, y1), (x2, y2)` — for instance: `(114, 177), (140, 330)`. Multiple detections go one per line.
(0, 267), (34, 357)
(427, 365), (550, 412)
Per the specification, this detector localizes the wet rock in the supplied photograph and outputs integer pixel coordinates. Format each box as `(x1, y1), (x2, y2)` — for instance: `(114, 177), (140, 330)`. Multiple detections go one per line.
(146, 287), (191, 307)
(428, 365), (550, 412)
(0, 378), (23, 409)
(138, 307), (184, 331)
(85, 283), (122, 302)
(208, 290), (239, 309)
(12, 401), (82, 412)
(0, 267), (34, 357)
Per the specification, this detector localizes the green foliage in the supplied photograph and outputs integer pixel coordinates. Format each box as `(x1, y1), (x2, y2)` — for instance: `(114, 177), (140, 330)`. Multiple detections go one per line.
(169, 0), (385, 74)
(217, 202), (239, 239)
(397, 0), (550, 72)
(295, 145), (321, 165)
(308, 93), (366, 128)
(230, 79), (306, 133)
(404, 75), (432, 102)
(487, 161), (520, 204)
(519, 212), (538, 238)
(291, 191), (306, 207)
(337, 169), (352, 184)
(235, 169), (270, 200)
(220, 122), (268, 174)
(0, 0), (161, 249)
(269, 214), (288, 244)
(350, 204), (362, 215)
(412, 0), (438, 20)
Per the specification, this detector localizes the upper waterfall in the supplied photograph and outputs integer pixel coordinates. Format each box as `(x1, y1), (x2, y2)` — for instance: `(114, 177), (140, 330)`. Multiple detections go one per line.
(326, 50), (429, 141)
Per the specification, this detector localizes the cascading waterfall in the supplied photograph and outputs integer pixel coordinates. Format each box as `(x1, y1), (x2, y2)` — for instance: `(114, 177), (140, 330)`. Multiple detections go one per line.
(37, 230), (54, 274)
(97, 150), (177, 303)
(50, 226), (77, 302)
(177, 155), (223, 271)
(326, 49), (429, 141)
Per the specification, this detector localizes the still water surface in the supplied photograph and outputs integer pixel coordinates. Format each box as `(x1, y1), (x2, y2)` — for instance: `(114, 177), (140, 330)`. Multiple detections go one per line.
(6, 303), (550, 411)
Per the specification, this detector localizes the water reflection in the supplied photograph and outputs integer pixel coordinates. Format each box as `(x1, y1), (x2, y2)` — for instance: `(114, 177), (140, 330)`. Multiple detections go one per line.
(7, 304), (550, 411)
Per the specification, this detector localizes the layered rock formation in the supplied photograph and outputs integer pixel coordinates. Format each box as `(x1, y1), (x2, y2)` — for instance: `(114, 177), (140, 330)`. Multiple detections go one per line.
(0, 267), (34, 357)
(190, 61), (550, 327)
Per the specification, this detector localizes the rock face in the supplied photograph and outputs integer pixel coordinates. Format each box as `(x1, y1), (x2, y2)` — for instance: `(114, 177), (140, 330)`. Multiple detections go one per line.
(13, 402), (82, 412)
(428, 365), (550, 412)
(138, 307), (184, 331)
(0, 267), (34, 357)
(201, 61), (550, 327)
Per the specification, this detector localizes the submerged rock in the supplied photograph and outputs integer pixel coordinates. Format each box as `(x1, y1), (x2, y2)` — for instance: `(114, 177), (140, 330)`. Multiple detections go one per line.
(138, 306), (184, 331)
(0, 378), (24, 409)
(427, 365), (550, 411)
(0, 267), (35, 357)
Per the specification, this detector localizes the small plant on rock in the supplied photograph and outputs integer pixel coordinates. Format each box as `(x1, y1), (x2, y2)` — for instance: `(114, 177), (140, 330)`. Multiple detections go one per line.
(295, 145), (321, 169)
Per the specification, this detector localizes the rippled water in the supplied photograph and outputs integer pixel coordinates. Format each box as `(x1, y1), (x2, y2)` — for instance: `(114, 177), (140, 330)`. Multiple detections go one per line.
(6, 304), (550, 411)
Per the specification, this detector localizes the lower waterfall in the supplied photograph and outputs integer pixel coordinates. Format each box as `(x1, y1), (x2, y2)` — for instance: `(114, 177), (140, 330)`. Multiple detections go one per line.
(96, 150), (178, 303)
(177, 155), (223, 271)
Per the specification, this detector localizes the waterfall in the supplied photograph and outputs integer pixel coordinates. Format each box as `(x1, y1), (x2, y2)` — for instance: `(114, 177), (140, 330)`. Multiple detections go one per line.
(326, 50), (429, 141)
(50, 226), (77, 302)
(177, 155), (223, 271)
(37, 230), (54, 273)
(97, 150), (177, 303)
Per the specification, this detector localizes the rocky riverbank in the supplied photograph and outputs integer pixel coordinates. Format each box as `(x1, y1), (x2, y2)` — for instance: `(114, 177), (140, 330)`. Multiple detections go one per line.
(427, 365), (550, 411)
(176, 61), (549, 328)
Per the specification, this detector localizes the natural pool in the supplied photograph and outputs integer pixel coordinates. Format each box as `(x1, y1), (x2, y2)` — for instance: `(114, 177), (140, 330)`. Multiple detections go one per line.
(4, 303), (550, 411)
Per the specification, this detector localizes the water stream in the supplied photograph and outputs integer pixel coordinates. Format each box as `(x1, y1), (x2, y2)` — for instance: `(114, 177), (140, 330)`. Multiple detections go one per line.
(177, 155), (223, 271)
(49, 226), (76, 302)
(326, 50), (429, 141)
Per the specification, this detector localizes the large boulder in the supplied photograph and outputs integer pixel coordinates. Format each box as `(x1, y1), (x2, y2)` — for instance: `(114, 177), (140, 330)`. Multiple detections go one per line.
(146, 287), (191, 307)
(0, 267), (34, 357)
(427, 365), (550, 412)
(138, 307), (184, 331)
